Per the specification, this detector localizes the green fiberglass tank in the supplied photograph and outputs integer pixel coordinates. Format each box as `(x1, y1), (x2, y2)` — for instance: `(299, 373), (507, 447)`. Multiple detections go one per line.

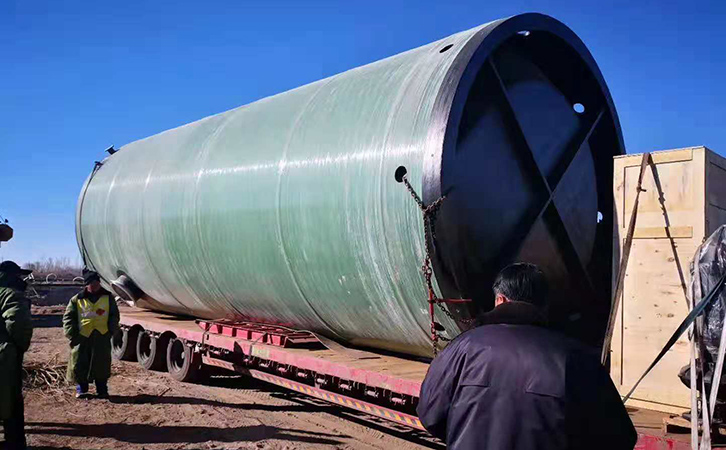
(77, 13), (624, 357)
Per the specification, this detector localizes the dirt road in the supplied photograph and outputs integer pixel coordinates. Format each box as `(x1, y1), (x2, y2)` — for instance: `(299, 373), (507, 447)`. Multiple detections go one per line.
(19, 310), (439, 450)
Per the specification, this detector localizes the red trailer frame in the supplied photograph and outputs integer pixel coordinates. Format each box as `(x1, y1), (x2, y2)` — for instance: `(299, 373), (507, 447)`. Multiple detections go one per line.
(116, 307), (690, 448)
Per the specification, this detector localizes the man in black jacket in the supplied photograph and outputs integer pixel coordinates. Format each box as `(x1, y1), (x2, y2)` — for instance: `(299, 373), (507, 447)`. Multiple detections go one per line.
(417, 263), (636, 450)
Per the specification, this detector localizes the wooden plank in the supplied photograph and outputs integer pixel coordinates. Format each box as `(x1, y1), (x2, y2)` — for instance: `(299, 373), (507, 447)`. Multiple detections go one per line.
(663, 415), (693, 435)
(602, 153), (652, 365)
(622, 155), (699, 229)
(633, 226), (693, 239)
(662, 414), (726, 437)
(611, 158), (625, 385)
(629, 407), (691, 444)
(696, 147), (708, 240)
(619, 238), (696, 409)
(626, 398), (689, 416)
(617, 148), (694, 168)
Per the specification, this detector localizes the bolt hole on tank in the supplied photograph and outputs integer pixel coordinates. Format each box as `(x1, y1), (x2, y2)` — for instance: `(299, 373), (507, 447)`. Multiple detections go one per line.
(77, 13), (623, 357)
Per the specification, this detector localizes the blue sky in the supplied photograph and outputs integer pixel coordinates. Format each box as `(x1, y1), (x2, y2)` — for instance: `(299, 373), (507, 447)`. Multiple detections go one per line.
(0, 0), (724, 264)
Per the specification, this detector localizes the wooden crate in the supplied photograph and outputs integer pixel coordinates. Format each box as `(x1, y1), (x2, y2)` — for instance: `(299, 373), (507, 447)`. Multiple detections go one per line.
(611, 146), (726, 413)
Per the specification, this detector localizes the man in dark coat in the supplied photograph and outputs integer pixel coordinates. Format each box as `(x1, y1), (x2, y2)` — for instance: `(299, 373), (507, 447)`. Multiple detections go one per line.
(0, 261), (33, 450)
(63, 269), (119, 399)
(417, 263), (636, 450)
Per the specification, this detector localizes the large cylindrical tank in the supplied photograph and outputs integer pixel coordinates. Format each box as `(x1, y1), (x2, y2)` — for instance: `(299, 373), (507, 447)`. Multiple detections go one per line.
(77, 13), (623, 357)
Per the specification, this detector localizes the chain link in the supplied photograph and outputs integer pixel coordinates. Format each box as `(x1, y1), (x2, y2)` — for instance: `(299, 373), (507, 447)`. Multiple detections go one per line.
(401, 175), (475, 356)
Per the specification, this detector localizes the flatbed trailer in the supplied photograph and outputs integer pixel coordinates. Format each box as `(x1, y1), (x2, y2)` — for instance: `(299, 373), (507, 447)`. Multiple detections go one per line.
(116, 306), (691, 449)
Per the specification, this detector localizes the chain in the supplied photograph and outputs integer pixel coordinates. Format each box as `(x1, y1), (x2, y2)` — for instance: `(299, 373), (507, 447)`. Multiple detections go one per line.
(427, 204), (474, 328)
(400, 175), (474, 356)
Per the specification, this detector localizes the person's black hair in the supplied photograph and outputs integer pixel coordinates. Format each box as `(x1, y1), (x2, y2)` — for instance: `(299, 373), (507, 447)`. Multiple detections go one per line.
(492, 263), (549, 307)
(82, 267), (101, 285)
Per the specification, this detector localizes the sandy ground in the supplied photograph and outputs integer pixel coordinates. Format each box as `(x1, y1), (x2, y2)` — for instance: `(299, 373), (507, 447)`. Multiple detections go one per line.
(16, 309), (440, 450)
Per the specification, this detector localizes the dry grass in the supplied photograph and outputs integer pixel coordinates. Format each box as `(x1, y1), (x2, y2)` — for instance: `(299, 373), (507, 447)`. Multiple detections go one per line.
(23, 354), (68, 392)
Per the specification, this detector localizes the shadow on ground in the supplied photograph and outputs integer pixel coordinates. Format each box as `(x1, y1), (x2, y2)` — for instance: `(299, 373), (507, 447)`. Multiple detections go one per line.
(24, 447), (74, 450)
(103, 375), (442, 448)
(108, 393), (329, 414)
(31, 314), (63, 328)
(270, 392), (444, 449)
(27, 422), (344, 445)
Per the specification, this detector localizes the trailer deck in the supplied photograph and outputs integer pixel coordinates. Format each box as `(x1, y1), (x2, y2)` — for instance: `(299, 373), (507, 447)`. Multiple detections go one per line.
(118, 307), (692, 448)
(121, 308), (428, 395)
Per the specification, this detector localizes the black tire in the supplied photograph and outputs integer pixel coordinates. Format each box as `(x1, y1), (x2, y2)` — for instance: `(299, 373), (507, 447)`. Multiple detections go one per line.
(112, 327), (138, 361)
(166, 338), (201, 382)
(136, 330), (169, 371)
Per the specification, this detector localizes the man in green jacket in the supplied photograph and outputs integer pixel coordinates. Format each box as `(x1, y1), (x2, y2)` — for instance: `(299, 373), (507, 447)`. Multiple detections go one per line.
(0, 261), (33, 450)
(63, 269), (119, 399)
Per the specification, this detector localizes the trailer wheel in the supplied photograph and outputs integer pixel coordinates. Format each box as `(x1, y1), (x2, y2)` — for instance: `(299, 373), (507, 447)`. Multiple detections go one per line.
(112, 327), (138, 361)
(166, 338), (201, 382)
(136, 330), (168, 371)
